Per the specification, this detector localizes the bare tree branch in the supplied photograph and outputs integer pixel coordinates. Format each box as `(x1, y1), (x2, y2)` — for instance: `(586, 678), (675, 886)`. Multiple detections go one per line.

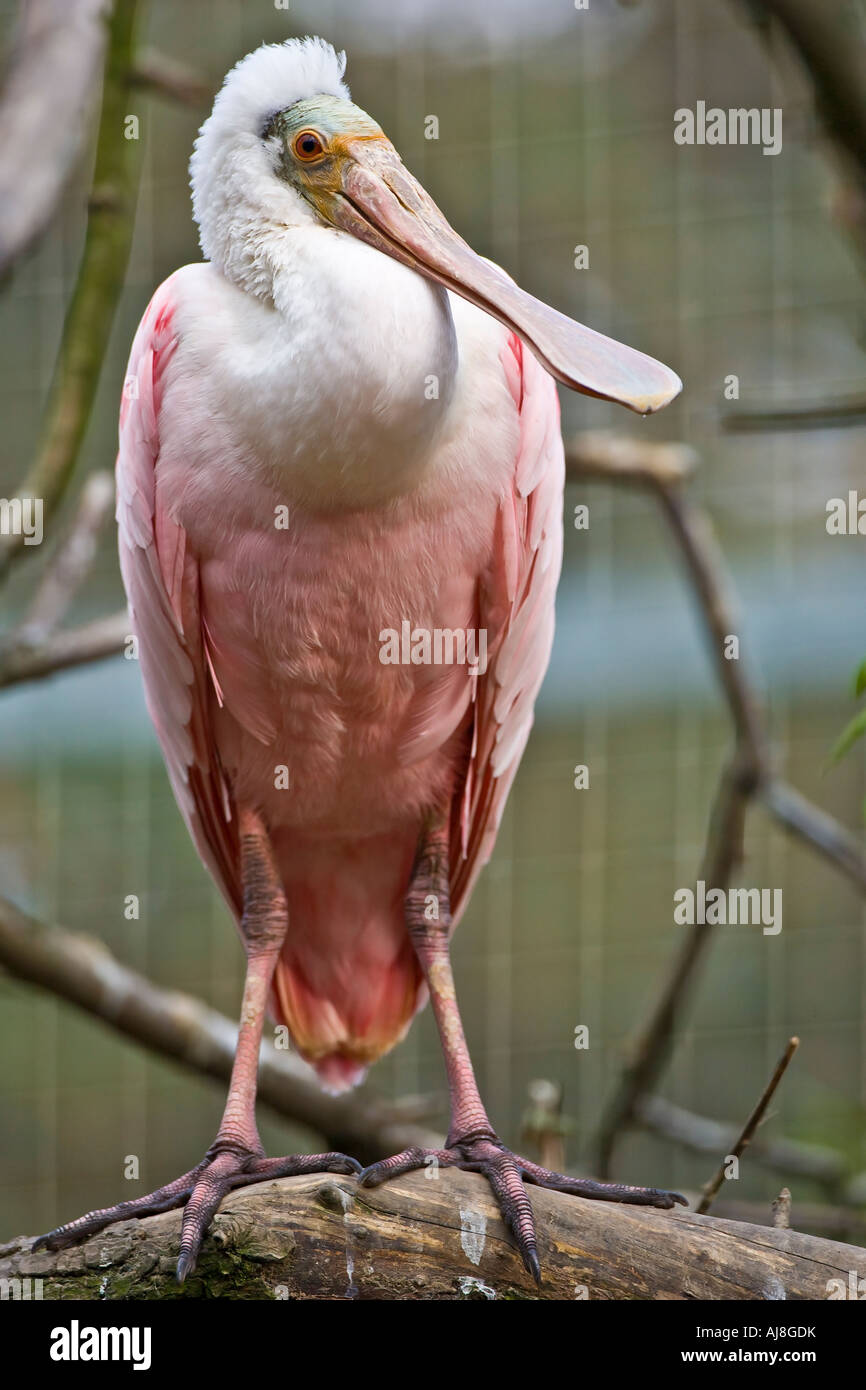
(568, 431), (767, 771)
(697, 1037), (800, 1213)
(0, 470), (125, 688)
(0, 610), (128, 689)
(2, 1170), (863, 1299)
(0, 0), (109, 279)
(652, 489), (767, 774)
(721, 392), (866, 433)
(566, 432), (866, 1175)
(0, 0), (143, 579)
(761, 780), (866, 889)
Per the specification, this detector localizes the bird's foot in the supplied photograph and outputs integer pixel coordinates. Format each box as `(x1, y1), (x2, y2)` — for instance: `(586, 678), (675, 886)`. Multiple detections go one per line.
(359, 1132), (686, 1283)
(33, 1143), (361, 1283)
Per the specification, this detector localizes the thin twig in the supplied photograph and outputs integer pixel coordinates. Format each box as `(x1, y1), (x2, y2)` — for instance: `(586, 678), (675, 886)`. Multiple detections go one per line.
(697, 1037), (800, 1214)
(635, 1092), (848, 1191)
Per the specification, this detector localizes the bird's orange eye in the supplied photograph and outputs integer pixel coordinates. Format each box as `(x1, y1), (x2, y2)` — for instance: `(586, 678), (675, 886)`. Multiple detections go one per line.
(293, 130), (326, 162)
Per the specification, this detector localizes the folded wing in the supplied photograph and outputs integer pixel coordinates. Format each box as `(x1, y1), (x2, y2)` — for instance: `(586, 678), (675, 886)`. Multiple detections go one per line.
(116, 271), (242, 920)
(449, 332), (565, 922)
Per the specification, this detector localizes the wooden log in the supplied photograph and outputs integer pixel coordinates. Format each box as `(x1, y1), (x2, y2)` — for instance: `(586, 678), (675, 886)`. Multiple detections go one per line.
(2, 1170), (863, 1301)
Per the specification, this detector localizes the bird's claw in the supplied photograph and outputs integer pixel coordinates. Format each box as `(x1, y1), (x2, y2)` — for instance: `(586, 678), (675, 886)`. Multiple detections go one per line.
(359, 1137), (686, 1283)
(33, 1148), (361, 1283)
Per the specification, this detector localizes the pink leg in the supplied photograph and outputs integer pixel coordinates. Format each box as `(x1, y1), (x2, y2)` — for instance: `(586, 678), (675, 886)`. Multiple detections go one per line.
(34, 808), (360, 1282)
(360, 821), (686, 1281)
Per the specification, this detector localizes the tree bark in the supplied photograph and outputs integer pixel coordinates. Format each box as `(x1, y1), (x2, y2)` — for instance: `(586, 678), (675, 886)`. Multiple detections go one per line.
(2, 1171), (862, 1301)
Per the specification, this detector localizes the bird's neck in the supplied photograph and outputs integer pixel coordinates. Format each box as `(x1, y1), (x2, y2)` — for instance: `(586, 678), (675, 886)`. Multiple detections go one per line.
(210, 192), (320, 305)
(197, 225), (463, 509)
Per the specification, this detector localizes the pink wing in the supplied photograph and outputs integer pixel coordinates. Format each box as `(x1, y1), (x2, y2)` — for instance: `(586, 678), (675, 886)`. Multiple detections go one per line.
(449, 332), (565, 923)
(116, 272), (242, 919)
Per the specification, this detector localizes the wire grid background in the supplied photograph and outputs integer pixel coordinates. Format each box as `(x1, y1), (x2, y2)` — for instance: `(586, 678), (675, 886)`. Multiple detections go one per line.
(1, 0), (865, 1241)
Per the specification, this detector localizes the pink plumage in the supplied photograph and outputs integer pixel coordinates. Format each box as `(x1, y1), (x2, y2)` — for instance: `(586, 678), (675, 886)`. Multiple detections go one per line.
(116, 274), (564, 1091)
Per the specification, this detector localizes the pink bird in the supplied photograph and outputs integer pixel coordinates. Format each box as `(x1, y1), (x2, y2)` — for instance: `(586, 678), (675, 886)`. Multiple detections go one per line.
(37, 38), (683, 1283)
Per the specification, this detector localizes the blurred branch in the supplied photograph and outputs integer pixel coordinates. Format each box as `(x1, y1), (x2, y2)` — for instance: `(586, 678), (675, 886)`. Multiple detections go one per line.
(0, 471), (127, 690)
(0, 893), (440, 1165)
(0, 0), (108, 280)
(0, 0), (143, 580)
(569, 431), (866, 874)
(762, 779), (866, 889)
(697, 1037), (800, 1213)
(654, 486), (767, 772)
(596, 754), (755, 1174)
(567, 432), (866, 1174)
(13, 471), (114, 641)
(131, 47), (210, 107)
(721, 392), (866, 433)
(739, 0), (866, 271)
(561, 429), (696, 486)
(0, 611), (128, 690)
(757, 0), (866, 185)
(568, 431), (766, 771)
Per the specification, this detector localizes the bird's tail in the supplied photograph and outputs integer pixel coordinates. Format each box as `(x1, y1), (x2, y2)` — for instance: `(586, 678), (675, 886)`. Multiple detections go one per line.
(268, 830), (425, 1093)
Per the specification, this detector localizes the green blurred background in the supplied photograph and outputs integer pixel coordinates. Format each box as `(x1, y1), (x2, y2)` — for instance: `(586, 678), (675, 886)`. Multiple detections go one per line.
(1, 0), (865, 1244)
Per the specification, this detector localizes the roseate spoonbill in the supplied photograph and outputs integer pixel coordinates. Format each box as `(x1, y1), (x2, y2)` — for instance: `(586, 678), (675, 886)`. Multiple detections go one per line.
(36, 37), (684, 1283)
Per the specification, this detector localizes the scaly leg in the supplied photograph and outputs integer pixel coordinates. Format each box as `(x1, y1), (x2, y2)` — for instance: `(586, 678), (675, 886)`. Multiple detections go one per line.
(359, 820), (685, 1281)
(34, 808), (359, 1281)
